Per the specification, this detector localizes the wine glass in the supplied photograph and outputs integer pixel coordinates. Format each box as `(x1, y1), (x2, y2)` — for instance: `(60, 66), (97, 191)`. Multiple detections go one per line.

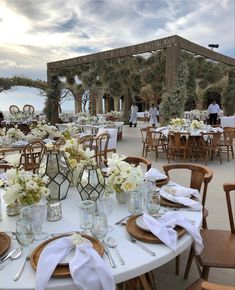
(90, 212), (108, 240)
(15, 218), (35, 247)
(78, 200), (95, 233)
(20, 203), (48, 241)
(97, 197), (114, 231)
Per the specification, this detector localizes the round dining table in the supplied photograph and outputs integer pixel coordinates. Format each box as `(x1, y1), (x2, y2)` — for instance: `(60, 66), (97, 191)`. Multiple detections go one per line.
(0, 187), (202, 290)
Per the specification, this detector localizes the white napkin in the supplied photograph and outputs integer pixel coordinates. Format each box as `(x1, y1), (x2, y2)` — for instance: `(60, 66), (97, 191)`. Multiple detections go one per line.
(11, 140), (28, 147)
(35, 236), (115, 290)
(143, 212), (204, 255)
(160, 185), (202, 210)
(145, 168), (167, 182)
(212, 127), (223, 133)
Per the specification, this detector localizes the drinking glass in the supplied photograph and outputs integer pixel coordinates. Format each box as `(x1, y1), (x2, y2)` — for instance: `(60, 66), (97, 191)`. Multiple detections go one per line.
(128, 191), (142, 215)
(78, 200), (95, 233)
(97, 197), (114, 231)
(20, 203), (48, 240)
(90, 212), (108, 240)
(15, 218), (35, 246)
(146, 189), (161, 216)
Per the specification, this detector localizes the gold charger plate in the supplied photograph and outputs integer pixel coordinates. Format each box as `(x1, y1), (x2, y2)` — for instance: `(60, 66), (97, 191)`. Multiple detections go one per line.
(0, 233), (11, 257)
(30, 234), (104, 277)
(126, 215), (185, 244)
(155, 177), (169, 187)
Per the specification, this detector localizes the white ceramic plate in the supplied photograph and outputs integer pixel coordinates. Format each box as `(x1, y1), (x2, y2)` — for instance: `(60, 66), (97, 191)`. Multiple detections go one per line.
(135, 215), (151, 232)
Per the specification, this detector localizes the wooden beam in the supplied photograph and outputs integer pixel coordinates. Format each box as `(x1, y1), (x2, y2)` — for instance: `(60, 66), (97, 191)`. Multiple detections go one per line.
(47, 35), (178, 69)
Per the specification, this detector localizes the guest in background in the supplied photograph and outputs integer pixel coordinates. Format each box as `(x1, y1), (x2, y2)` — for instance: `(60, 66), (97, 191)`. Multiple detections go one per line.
(149, 104), (158, 126)
(129, 102), (138, 127)
(208, 100), (220, 125)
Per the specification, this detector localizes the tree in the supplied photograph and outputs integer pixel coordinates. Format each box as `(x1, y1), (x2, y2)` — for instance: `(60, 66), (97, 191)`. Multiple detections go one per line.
(160, 61), (189, 124)
(222, 69), (235, 116)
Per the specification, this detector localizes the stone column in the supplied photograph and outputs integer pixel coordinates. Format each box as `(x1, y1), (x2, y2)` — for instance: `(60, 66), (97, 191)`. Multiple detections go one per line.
(114, 96), (120, 111)
(96, 96), (103, 114)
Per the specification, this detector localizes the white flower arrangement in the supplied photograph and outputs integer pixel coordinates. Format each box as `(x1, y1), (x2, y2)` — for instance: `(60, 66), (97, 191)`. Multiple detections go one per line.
(191, 120), (204, 130)
(106, 111), (123, 121)
(60, 138), (97, 170)
(170, 118), (186, 127)
(3, 168), (50, 206)
(8, 112), (33, 122)
(106, 153), (143, 194)
(30, 121), (61, 139)
(6, 127), (24, 140)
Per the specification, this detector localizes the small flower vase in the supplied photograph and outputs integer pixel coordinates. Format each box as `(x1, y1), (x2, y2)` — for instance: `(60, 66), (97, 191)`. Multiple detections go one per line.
(115, 191), (129, 204)
(128, 191), (142, 214)
(6, 202), (20, 216)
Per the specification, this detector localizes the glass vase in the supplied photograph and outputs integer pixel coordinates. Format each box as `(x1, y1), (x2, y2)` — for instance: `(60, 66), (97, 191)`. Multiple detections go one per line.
(6, 202), (20, 216)
(115, 191), (128, 204)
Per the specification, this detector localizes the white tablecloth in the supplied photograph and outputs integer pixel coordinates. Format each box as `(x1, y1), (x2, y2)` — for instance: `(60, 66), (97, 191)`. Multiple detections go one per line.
(220, 116), (235, 128)
(0, 188), (202, 290)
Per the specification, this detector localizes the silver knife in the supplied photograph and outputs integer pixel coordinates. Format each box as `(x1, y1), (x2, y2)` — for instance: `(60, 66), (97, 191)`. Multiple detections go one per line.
(102, 240), (116, 268)
(0, 248), (18, 264)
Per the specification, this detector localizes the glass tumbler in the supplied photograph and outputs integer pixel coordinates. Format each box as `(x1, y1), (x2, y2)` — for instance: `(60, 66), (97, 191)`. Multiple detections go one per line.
(146, 189), (161, 216)
(15, 218), (35, 247)
(78, 200), (95, 233)
(97, 197), (114, 230)
(91, 212), (108, 240)
(20, 204), (48, 240)
(128, 191), (142, 215)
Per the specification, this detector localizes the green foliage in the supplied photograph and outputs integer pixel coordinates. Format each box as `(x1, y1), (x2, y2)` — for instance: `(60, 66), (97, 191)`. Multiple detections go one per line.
(160, 61), (189, 124)
(222, 70), (235, 116)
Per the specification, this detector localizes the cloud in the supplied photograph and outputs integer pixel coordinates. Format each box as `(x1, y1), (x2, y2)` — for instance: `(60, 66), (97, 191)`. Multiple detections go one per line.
(0, 0), (234, 82)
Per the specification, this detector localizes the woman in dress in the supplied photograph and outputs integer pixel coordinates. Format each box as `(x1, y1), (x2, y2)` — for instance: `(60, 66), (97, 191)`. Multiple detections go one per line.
(129, 102), (138, 127)
(149, 104), (158, 126)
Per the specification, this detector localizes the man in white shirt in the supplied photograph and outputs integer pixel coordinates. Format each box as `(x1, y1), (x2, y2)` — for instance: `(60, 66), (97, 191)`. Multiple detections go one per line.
(207, 100), (220, 125)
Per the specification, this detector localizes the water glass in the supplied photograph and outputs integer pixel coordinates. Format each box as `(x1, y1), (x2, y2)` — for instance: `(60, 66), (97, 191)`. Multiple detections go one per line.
(128, 191), (142, 215)
(78, 200), (95, 232)
(90, 212), (108, 240)
(47, 200), (62, 222)
(20, 204), (48, 240)
(97, 197), (114, 230)
(15, 218), (35, 246)
(146, 189), (161, 216)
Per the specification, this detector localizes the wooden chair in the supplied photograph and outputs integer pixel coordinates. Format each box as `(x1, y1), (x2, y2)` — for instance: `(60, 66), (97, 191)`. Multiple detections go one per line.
(94, 133), (110, 167)
(186, 279), (235, 290)
(140, 127), (150, 157)
(79, 134), (94, 150)
(200, 132), (222, 165)
(124, 156), (152, 171)
(163, 163), (213, 275)
(23, 104), (35, 114)
(9, 105), (20, 115)
(220, 127), (234, 161)
(145, 130), (167, 161)
(167, 131), (191, 162)
(20, 141), (45, 173)
(184, 183), (235, 280)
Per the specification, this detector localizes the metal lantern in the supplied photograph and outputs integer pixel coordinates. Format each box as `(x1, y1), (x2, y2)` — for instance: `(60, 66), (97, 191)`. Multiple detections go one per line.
(76, 165), (105, 201)
(41, 150), (72, 200)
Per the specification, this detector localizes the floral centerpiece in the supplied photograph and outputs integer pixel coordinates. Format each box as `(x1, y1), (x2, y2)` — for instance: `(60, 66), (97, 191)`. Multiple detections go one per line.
(191, 120), (204, 130)
(29, 121), (61, 139)
(8, 111), (33, 122)
(60, 138), (105, 200)
(105, 154), (143, 203)
(106, 111), (123, 121)
(6, 127), (24, 140)
(0, 127), (6, 137)
(3, 168), (50, 207)
(170, 118), (186, 128)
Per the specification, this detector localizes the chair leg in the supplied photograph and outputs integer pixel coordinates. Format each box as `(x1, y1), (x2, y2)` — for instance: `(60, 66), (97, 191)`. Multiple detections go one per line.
(184, 246), (194, 279)
(201, 266), (210, 280)
(218, 149), (222, 164)
(227, 146), (229, 162)
(231, 146), (234, 159)
(202, 216), (208, 229)
(139, 274), (153, 290)
(175, 255), (180, 275)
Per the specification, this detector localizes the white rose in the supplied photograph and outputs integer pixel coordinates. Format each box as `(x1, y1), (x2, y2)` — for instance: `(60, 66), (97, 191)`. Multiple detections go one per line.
(3, 188), (18, 204)
(25, 180), (38, 191)
(120, 180), (136, 192)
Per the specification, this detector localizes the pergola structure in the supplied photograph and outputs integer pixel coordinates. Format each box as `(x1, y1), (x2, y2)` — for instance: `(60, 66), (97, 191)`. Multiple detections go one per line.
(47, 35), (235, 124)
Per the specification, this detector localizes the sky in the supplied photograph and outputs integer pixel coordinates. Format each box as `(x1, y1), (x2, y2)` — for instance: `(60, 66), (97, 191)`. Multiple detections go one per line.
(0, 0), (234, 112)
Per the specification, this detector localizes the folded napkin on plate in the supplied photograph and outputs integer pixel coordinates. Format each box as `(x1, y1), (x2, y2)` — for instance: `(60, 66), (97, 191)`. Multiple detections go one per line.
(160, 186), (202, 210)
(143, 212), (204, 254)
(145, 168), (168, 182)
(212, 127), (223, 133)
(35, 235), (115, 290)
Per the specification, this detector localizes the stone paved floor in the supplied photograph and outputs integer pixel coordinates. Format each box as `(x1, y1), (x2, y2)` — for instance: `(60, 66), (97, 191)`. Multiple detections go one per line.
(116, 123), (235, 289)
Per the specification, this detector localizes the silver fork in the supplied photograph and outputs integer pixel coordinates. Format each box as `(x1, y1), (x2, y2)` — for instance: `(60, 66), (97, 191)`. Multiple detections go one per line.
(128, 236), (156, 256)
(14, 248), (32, 281)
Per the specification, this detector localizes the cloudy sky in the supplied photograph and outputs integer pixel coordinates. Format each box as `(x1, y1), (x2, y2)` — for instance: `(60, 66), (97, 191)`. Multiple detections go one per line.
(0, 0), (234, 111)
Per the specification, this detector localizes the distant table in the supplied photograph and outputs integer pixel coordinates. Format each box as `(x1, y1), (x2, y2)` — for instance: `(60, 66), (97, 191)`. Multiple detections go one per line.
(220, 116), (235, 128)
(0, 187), (202, 290)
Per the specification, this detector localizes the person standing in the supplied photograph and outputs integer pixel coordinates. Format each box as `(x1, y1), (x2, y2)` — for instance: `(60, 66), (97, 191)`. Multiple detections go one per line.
(207, 100), (220, 125)
(149, 104), (158, 126)
(129, 102), (138, 127)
